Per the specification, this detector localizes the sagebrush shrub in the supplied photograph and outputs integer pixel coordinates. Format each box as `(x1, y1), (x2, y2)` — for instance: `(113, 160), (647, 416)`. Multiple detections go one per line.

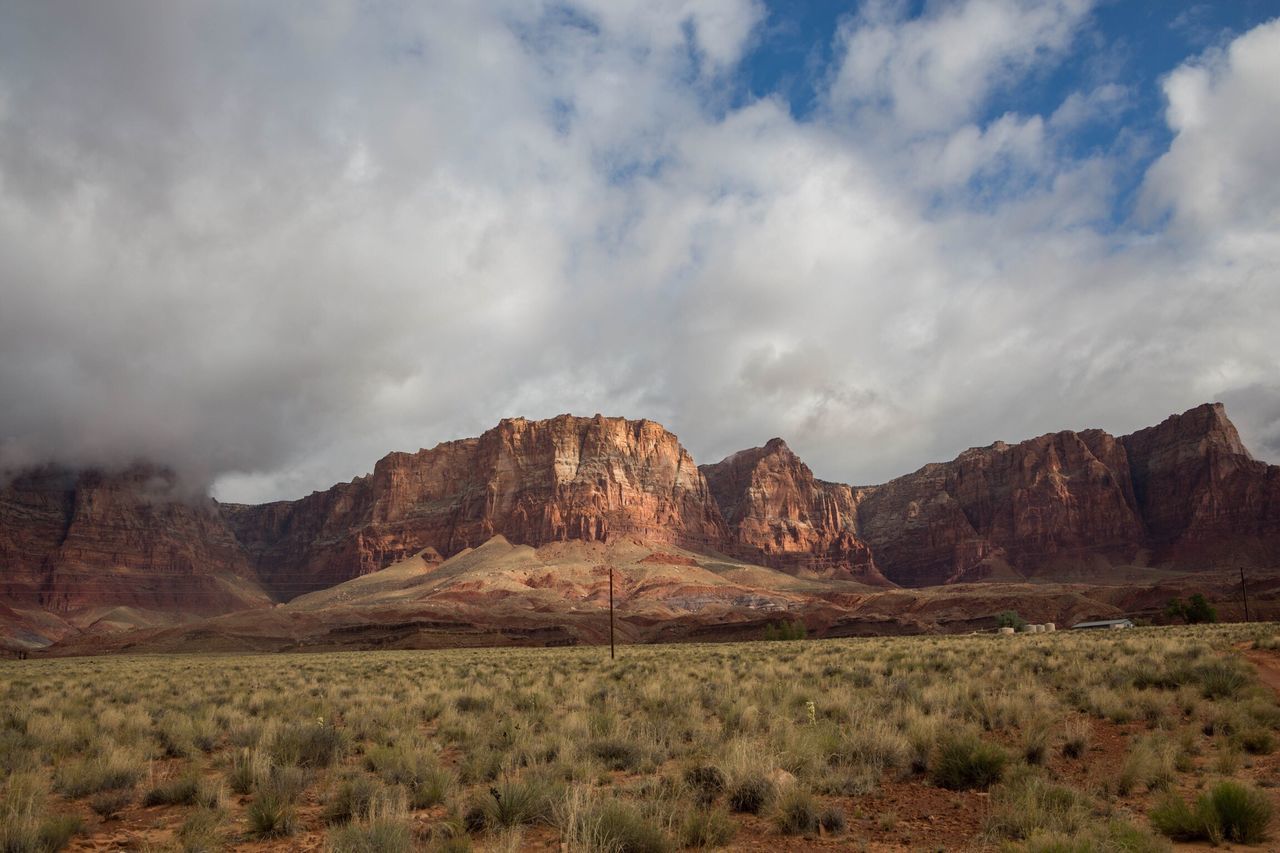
(930, 733), (1007, 791)
(726, 775), (773, 814)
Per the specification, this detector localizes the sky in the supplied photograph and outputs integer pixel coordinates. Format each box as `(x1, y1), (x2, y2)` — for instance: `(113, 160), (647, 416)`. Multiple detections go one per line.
(1, 0), (1279, 503)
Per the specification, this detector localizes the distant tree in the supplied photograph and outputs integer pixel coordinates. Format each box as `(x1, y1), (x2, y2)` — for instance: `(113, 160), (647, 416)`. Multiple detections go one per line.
(995, 611), (1026, 631)
(764, 620), (807, 641)
(1166, 595), (1217, 624)
(1186, 593), (1218, 624)
(1167, 594), (1213, 622)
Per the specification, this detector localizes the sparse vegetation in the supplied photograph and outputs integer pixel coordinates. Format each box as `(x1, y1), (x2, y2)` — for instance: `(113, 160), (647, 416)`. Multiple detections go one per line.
(143, 774), (199, 807)
(1166, 593), (1218, 624)
(773, 785), (821, 835)
(1, 623), (1277, 849)
(762, 620), (807, 640)
(1150, 779), (1273, 844)
(996, 610), (1027, 631)
(930, 731), (1008, 790)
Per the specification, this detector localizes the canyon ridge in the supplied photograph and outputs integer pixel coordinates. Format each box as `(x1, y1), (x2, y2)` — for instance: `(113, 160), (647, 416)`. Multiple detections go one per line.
(2, 402), (1278, 654)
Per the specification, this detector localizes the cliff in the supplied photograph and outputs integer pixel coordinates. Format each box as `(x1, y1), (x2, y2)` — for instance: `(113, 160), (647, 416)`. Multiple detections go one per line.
(1122, 403), (1280, 565)
(3, 403), (1279, 642)
(0, 465), (271, 615)
(223, 414), (730, 595)
(851, 403), (1280, 586)
(700, 438), (890, 585)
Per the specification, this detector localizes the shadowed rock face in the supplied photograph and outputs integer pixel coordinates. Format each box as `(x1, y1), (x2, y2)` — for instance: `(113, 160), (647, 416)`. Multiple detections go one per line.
(0, 465), (269, 614)
(1122, 403), (1280, 564)
(851, 403), (1280, 586)
(222, 414), (730, 595)
(853, 429), (1146, 586)
(700, 438), (890, 585)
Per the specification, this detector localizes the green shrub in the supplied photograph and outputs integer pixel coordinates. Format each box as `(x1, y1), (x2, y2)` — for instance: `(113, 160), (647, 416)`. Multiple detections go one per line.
(269, 722), (348, 768)
(407, 765), (451, 809)
(1150, 781), (1272, 844)
(454, 694), (492, 713)
(433, 837), (473, 853)
(194, 778), (225, 812)
(679, 806), (735, 847)
(588, 798), (670, 853)
(931, 732), (1007, 790)
(178, 806), (225, 853)
(1206, 780), (1273, 844)
(247, 792), (297, 838)
(726, 774), (773, 814)
(1234, 727), (1276, 755)
(1149, 791), (1211, 841)
(143, 775), (199, 807)
(1011, 819), (1169, 853)
(683, 764), (725, 805)
(1060, 719), (1090, 759)
(363, 745), (451, 807)
(54, 751), (143, 798)
(226, 748), (261, 795)
(260, 765), (309, 804)
(1022, 726), (1048, 766)
(819, 806), (847, 834)
(1186, 594), (1217, 624)
(477, 777), (554, 828)
(1197, 660), (1248, 699)
(326, 820), (411, 853)
(986, 771), (1090, 840)
(89, 788), (132, 819)
(1165, 595), (1217, 624)
(37, 815), (83, 851)
(996, 611), (1027, 631)
(323, 775), (379, 825)
(763, 621), (808, 641)
(773, 786), (820, 835)
(589, 738), (643, 772)
(0, 810), (84, 853)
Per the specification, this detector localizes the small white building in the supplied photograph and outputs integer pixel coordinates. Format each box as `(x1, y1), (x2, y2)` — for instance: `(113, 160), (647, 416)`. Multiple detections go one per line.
(1071, 618), (1135, 630)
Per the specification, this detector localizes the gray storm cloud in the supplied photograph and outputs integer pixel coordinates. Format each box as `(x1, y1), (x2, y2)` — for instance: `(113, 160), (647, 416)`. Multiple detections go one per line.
(1, 1), (1278, 503)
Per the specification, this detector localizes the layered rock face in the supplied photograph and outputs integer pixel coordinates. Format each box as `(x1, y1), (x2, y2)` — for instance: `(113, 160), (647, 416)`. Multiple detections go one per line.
(1122, 403), (1280, 564)
(3, 404), (1278, 631)
(852, 403), (1280, 586)
(700, 439), (890, 585)
(224, 415), (729, 595)
(853, 430), (1146, 586)
(0, 465), (270, 614)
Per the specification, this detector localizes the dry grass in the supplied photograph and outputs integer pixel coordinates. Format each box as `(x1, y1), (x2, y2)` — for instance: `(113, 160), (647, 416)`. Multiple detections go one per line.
(1, 622), (1277, 849)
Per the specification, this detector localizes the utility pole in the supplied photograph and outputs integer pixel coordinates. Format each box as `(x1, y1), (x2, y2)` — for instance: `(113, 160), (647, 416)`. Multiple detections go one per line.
(609, 566), (615, 660)
(1240, 564), (1252, 623)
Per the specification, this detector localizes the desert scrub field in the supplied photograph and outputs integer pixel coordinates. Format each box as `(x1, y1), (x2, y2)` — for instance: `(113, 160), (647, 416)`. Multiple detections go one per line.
(3, 624), (1280, 851)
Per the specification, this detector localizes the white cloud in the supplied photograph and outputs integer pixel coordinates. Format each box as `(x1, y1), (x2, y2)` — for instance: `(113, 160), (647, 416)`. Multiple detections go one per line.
(1048, 82), (1130, 130)
(918, 112), (1046, 189)
(829, 0), (1094, 133)
(1141, 19), (1280, 246)
(0, 3), (1277, 503)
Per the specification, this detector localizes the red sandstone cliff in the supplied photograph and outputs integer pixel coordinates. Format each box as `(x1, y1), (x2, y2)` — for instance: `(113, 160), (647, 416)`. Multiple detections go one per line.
(1122, 403), (1280, 566)
(853, 430), (1147, 586)
(3, 403), (1279, 641)
(850, 403), (1280, 587)
(0, 465), (271, 615)
(222, 415), (730, 595)
(700, 438), (890, 585)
